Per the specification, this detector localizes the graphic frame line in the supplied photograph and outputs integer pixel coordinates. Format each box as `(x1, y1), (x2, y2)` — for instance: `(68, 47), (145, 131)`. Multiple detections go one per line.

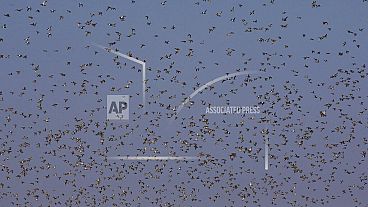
(176, 70), (259, 114)
(94, 44), (146, 108)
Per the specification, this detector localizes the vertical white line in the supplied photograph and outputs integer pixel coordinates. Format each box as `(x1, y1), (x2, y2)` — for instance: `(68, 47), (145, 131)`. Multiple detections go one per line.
(142, 63), (146, 109)
(265, 135), (269, 170)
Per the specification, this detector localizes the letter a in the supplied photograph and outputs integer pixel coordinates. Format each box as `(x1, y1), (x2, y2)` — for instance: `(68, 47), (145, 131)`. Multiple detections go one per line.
(109, 101), (119, 113)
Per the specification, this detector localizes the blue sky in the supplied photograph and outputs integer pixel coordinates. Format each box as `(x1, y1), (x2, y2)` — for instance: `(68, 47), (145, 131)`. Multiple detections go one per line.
(1, 0), (367, 206)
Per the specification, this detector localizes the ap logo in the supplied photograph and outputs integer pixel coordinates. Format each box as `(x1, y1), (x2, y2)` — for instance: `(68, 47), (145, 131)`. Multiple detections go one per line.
(107, 95), (129, 120)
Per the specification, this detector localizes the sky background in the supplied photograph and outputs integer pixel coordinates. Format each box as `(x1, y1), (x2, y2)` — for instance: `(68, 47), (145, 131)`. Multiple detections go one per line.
(1, 0), (367, 206)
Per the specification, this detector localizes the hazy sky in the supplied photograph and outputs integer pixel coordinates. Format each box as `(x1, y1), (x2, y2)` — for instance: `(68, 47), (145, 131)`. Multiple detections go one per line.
(1, 0), (367, 206)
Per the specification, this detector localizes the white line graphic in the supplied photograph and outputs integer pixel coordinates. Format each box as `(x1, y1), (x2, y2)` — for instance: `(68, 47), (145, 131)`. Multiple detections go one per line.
(95, 49), (268, 170)
(176, 71), (258, 114)
(265, 135), (269, 170)
(94, 44), (146, 108)
(108, 156), (199, 161)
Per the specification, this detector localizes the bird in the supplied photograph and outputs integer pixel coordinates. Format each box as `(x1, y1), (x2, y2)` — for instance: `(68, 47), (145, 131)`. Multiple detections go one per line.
(0, 1), (367, 206)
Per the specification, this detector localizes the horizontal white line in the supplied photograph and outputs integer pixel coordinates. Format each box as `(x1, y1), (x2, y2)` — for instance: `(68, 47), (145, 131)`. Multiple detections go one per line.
(108, 156), (199, 161)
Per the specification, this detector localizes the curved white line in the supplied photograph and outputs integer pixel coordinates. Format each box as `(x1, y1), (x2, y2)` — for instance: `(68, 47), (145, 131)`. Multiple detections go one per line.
(176, 71), (258, 114)
(108, 156), (199, 161)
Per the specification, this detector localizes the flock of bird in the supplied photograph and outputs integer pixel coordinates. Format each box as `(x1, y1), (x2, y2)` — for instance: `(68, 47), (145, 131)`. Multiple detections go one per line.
(0, 0), (367, 206)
